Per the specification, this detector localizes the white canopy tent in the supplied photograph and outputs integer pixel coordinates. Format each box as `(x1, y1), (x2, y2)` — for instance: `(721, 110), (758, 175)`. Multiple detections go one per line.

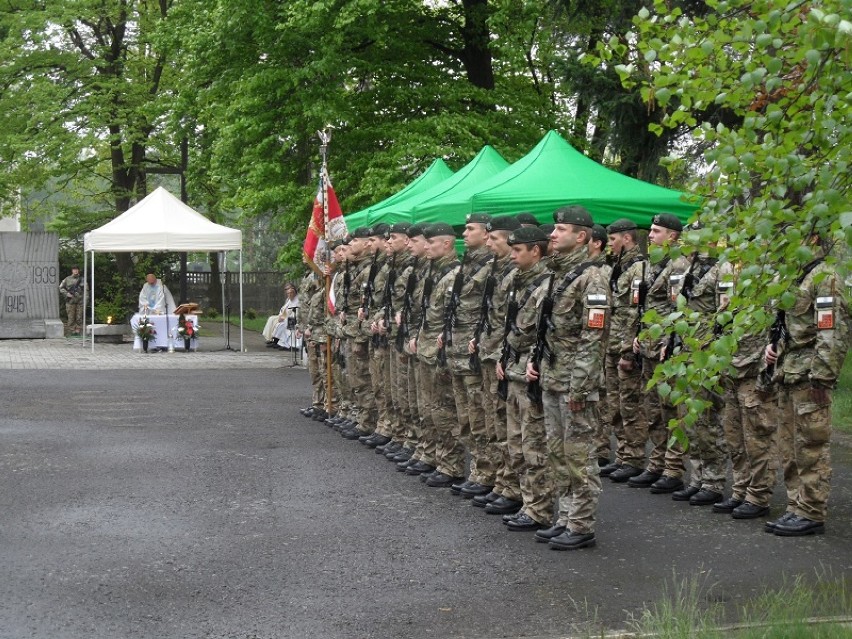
(83, 186), (244, 351)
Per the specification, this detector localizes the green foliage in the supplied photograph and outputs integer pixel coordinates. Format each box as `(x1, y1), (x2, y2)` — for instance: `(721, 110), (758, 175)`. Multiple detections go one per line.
(244, 308), (258, 320)
(608, 0), (852, 441)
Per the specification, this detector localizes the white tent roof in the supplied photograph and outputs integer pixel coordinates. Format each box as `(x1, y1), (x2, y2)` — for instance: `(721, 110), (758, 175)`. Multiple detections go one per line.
(84, 187), (242, 252)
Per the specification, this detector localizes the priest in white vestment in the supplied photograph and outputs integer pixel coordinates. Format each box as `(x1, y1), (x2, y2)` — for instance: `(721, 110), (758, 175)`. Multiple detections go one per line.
(138, 273), (176, 315)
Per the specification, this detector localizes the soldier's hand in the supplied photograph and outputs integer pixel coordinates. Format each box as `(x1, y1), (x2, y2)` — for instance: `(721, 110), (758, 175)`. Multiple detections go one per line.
(810, 384), (830, 405)
(304, 329), (311, 339)
(525, 361), (539, 383)
(357, 309), (366, 321)
(567, 398), (585, 412)
(339, 311), (346, 323)
(468, 338), (477, 355)
(632, 337), (640, 354)
(409, 338), (417, 354)
(659, 346), (667, 362)
(436, 335), (444, 349)
(495, 361), (504, 380)
(618, 357), (634, 371)
(764, 344), (778, 366)
(395, 311), (402, 326)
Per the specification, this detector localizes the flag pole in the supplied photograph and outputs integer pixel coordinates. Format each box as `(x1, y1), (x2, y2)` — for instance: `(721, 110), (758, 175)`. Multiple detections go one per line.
(318, 127), (334, 417)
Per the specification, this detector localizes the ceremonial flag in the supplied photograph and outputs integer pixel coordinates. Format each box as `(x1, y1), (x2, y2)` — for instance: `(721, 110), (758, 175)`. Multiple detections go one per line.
(303, 170), (347, 276)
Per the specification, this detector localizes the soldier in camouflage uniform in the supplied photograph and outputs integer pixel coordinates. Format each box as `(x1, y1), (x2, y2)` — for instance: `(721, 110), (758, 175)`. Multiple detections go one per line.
(588, 224), (612, 467)
(339, 227), (380, 439)
(400, 225), (440, 475)
(303, 278), (330, 418)
(667, 245), (729, 506)
(470, 216), (522, 506)
(497, 226), (554, 529)
(325, 240), (356, 428)
(765, 241), (849, 536)
(713, 260), (779, 519)
(297, 268), (323, 418)
(446, 213), (495, 495)
(603, 220), (649, 483)
(526, 206), (610, 550)
(627, 214), (691, 494)
(412, 223), (464, 486)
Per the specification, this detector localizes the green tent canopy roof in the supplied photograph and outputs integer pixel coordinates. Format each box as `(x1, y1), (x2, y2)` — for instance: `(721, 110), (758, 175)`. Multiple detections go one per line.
(413, 130), (701, 227)
(345, 158), (454, 228)
(364, 144), (510, 225)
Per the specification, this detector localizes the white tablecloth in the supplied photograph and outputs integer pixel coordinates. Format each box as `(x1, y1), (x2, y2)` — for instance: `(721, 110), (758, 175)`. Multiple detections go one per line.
(131, 314), (199, 351)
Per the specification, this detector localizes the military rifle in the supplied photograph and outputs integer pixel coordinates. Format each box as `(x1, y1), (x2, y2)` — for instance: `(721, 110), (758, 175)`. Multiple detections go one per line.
(526, 274), (556, 405)
(496, 286), (520, 401)
(360, 249), (380, 317)
(418, 261), (435, 331)
(609, 247), (625, 295)
(395, 260), (418, 353)
(759, 310), (788, 388)
(633, 261), (648, 365)
(438, 254), (466, 367)
(335, 260), (351, 369)
(378, 253), (397, 348)
(469, 256), (499, 373)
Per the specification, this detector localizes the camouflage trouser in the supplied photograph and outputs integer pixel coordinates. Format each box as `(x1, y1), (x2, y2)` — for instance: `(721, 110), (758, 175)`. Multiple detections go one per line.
(347, 341), (376, 428)
(778, 382), (832, 522)
(483, 362), (516, 498)
(615, 356), (645, 468)
(595, 352), (622, 462)
(369, 344), (392, 436)
(307, 340), (326, 409)
(681, 389), (727, 492)
(452, 372), (492, 485)
(390, 349), (411, 442)
(643, 357), (685, 478)
(722, 376), (778, 507)
(66, 300), (83, 333)
(543, 390), (602, 534)
(403, 355), (421, 452)
(430, 364), (465, 478)
(413, 360), (442, 468)
(507, 380), (553, 525)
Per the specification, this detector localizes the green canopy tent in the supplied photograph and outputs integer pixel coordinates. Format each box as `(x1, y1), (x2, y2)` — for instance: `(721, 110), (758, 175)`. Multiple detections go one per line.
(344, 158), (454, 228)
(360, 144), (511, 225)
(413, 130), (701, 227)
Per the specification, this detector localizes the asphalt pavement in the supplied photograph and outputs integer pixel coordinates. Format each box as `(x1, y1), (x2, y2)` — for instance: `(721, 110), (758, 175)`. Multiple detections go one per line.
(1, 334), (851, 638)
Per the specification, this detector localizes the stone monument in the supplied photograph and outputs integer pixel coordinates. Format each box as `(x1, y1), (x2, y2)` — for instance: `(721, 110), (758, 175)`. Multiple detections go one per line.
(0, 232), (64, 339)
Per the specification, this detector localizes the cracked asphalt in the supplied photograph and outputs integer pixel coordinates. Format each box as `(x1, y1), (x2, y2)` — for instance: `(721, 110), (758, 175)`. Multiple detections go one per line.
(1, 337), (850, 638)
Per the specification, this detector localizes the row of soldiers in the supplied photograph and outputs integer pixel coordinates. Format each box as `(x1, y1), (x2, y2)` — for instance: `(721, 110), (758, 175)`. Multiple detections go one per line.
(296, 206), (849, 547)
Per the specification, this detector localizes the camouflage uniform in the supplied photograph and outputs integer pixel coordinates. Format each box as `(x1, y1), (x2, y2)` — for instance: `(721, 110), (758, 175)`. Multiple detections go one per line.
(367, 254), (393, 438)
(407, 257), (435, 465)
(59, 272), (85, 334)
(305, 285), (330, 411)
(297, 272), (323, 410)
(539, 247), (610, 534)
(775, 259), (849, 523)
(448, 246), (494, 486)
(416, 253), (464, 479)
(479, 254), (518, 499)
(504, 260), (553, 524)
(638, 252), (690, 478)
(327, 264), (354, 420)
(343, 254), (379, 430)
(387, 252), (416, 445)
(603, 246), (647, 471)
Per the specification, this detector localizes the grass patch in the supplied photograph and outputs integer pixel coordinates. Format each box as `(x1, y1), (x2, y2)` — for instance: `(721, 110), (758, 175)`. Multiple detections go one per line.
(625, 570), (851, 639)
(832, 351), (852, 435)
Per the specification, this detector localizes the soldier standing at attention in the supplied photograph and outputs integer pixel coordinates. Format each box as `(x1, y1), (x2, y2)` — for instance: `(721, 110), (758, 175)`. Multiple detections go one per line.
(603, 220), (649, 483)
(627, 214), (691, 494)
(764, 233), (849, 536)
(527, 205), (610, 550)
(59, 265), (85, 336)
(297, 267), (323, 418)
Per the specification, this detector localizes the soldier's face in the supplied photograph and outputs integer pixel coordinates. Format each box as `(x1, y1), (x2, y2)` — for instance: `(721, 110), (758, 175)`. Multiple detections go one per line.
(408, 235), (426, 257)
(648, 224), (675, 247)
(510, 244), (539, 270)
(426, 236), (451, 259)
(463, 223), (487, 249)
(551, 224), (582, 253)
(388, 232), (408, 253)
(486, 231), (510, 257)
(609, 233), (624, 254)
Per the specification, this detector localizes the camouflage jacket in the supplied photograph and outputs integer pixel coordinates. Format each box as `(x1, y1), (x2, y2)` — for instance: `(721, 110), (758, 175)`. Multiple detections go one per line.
(296, 271), (320, 333)
(306, 287), (327, 341)
(504, 260), (551, 383)
(448, 246), (493, 374)
(342, 255), (372, 342)
(480, 254), (516, 363)
(716, 261), (768, 380)
(59, 274), (85, 302)
(639, 250), (690, 359)
(779, 259), (850, 387)
(684, 254), (721, 344)
(606, 245), (647, 357)
(362, 253), (389, 342)
(416, 253), (460, 367)
(538, 247), (611, 401)
(402, 257), (429, 355)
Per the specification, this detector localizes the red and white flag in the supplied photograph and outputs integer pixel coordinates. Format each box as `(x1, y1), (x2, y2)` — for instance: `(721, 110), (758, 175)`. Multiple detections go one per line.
(303, 171), (347, 276)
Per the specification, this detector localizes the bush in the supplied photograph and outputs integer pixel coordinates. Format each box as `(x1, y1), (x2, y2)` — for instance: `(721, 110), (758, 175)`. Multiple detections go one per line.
(244, 308), (257, 320)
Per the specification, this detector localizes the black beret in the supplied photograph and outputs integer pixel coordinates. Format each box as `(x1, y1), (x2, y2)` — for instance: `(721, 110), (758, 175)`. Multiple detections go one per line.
(515, 212), (539, 226)
(466, 212), (493, 225)
(606, 218), (638, 234)
(539, 223), (555, 235)
(389, 222), (412, 235)
(486, 215), (521, 232)
(553, 205), (593, 228)
(406, 223), (425, 238)
(423, 222), (456, 239)
(351, 226), (372, 239)
(651, 212), (683, 232)
(371, 223), (391, 238)
(507, 226), (548, 245)
(592, 224), (608, 245)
